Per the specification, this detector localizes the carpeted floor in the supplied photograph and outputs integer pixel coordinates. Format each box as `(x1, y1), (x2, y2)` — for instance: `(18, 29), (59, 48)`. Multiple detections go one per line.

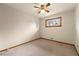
(0, 39), (78, 56)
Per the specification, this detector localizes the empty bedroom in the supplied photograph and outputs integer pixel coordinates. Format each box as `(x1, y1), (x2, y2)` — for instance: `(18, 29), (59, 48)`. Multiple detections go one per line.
(0, 3), (79, 56)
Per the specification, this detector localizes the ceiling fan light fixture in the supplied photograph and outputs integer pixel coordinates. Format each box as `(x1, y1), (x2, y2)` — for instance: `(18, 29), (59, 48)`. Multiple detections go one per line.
(41, 9), (45, 13)
(34, 3), (51, 14)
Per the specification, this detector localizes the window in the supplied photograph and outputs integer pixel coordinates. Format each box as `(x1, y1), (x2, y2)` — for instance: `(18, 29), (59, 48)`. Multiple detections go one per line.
(45, 17), (62, 27)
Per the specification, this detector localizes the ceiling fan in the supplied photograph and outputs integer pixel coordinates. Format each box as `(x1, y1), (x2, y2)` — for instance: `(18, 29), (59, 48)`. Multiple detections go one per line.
(34, 3), (51, 14)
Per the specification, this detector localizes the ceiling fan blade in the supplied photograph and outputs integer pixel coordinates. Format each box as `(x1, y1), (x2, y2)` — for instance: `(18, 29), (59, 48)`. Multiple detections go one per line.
(34, 6), (39, 8)
(45, 9), (49, 13)
(46, 3), (51, 7)
(38, 11), (41, 14)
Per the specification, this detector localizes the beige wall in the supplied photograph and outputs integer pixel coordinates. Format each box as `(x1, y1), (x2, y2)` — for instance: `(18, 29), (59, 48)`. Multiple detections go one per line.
(0, 4), (40, 50)
(75, 4), (79, 53)
(40, 10), (75, 44)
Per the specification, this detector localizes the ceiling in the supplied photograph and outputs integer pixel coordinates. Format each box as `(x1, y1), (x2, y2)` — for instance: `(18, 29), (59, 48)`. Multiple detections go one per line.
(4, 3), (76, 18)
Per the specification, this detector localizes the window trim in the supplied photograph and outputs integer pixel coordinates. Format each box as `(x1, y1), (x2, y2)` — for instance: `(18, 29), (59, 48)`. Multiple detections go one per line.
(45, 17), (62, 27)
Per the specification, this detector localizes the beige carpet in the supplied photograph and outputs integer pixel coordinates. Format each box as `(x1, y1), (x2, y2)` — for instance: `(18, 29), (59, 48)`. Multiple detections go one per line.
(0, 39), (78, 56)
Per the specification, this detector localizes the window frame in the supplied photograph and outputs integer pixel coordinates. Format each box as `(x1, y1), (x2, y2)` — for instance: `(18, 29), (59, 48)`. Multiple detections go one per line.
(45, 17), (62, 27)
